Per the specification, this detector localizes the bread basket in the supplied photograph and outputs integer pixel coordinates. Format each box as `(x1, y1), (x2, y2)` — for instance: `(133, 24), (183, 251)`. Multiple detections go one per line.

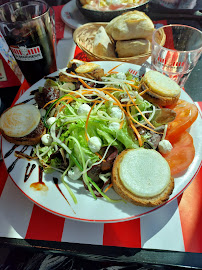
(73, 22), (166, 65)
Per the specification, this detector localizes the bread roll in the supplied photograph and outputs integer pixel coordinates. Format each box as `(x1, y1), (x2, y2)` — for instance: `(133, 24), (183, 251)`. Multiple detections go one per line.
(116, 39), (150, 57)
(105, 11), (154, 41)
(93, 26), (116, 57)
(112, 148), (174, 207)
(139, 70), (181, 107)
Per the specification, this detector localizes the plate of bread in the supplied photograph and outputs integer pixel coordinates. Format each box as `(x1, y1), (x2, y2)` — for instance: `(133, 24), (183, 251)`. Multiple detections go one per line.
(0, 60), (201, 223)
(73, 10), (165, 65)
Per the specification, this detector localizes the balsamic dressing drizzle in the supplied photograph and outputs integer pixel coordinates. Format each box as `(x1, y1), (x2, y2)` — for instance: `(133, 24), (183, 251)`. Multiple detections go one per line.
(53, 177), (76, 214)
(24, 163), (36, 182)
(44, 75), (59, 81)
(39, 166), (43, 183)
(30, 166), (48, 191)
(30, 89), (38, 95)
(29, 148), (34, 156)
(22, 97), (35, 104)
(4, 144), (18, 159)
(7, 146), (28, 173)
(6, 145), (75, 211)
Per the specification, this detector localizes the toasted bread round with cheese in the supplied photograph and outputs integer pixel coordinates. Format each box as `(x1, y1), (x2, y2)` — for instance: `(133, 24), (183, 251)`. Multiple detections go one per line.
(139, 70), (181, 106)
(112, 148), (174, 207)
(0, 104), (46, 145)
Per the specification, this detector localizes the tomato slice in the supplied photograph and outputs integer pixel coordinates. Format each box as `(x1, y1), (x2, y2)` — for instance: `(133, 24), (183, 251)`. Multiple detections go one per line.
(162, 131), (195, 176)
(166, 99), (198, 143)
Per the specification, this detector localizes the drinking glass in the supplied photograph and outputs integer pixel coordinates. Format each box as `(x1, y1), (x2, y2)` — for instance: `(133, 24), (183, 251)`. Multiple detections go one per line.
(151, 24), (202, 87)
(0, 0), (57, 85)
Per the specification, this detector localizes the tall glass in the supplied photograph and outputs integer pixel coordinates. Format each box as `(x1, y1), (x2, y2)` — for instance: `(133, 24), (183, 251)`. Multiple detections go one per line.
(151, 24), (202, 87)
(0, 0), (57, 85)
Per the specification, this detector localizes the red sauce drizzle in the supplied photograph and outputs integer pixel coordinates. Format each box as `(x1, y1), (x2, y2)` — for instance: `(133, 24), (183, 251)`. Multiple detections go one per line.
(30, 166), (48, 191)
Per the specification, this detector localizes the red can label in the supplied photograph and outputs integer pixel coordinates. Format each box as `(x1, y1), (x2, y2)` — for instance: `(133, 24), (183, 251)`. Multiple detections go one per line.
(10, 45), (43, 61)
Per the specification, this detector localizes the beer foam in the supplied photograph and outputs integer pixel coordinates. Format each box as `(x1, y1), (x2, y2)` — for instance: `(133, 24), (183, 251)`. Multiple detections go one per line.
(0, 104), (41, 138)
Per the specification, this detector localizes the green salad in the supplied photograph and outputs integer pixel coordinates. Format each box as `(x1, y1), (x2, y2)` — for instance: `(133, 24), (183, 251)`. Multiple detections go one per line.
(33, 61), (173, 203)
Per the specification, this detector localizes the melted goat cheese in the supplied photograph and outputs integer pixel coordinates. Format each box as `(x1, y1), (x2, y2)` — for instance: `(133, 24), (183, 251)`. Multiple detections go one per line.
(119, 149), (171, 197)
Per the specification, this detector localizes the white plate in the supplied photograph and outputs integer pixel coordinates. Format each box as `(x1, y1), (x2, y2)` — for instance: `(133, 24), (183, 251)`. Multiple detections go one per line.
(61, 0), (88, 30)
(1, 61), (202, 223)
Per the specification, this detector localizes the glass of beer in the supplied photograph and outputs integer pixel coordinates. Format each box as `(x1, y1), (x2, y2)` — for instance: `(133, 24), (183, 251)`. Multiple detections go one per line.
(151, 24), (202, 87)
(0, 0), (57, 85)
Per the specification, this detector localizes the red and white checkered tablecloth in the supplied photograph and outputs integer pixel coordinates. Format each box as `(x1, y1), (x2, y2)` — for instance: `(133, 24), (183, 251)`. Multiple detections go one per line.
(0, 5), (202, 252)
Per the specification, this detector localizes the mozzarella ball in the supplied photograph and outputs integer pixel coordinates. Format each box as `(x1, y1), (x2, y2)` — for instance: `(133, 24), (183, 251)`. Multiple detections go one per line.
(116, 72), (126, 80)
(46, 117), (56, 126)
(68, 166), (81, 180)
(77, 104), (91, 116)
(41, 134), (53, 146)
(158, 140), (173, 154)
(109, 122), (120, 130)
(88, 136), (102, 153)
(110, 107), (123, 119)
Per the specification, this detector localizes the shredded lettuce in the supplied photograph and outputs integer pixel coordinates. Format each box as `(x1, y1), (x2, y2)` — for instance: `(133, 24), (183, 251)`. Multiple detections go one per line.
(35, 69), (163, 203)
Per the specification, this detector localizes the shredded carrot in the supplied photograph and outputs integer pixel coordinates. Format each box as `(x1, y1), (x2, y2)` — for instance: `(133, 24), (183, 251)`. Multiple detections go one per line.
(129, 118), (143, 147)
(102, 90), (128, 131)
(43, 98), (58, 109)
(105, 64), (123, 75)
(95, 152), (106, 162)
(119, 119), (124, 129)
(126, 104), (161, 134)
(103, 90), (126, 115)
(139, 87), (150, 96)
(58, 98), (74, 112)
(104, 183), (113, 193)
(125, 82), (139, 89)
(85, 101), (97, 141)
(70, 72), (91, 89)
(108, 71), (118, 74)
(58, 105), (66, 113)
(101, 87), (124, 92)
(55, 90), (96, 109)
(124, 88), (155, 129)
(78, 78), (91, 89)
(55, 97), (74, 110)
(80, 90), (95, 95)
(121, 103), (133, 107)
